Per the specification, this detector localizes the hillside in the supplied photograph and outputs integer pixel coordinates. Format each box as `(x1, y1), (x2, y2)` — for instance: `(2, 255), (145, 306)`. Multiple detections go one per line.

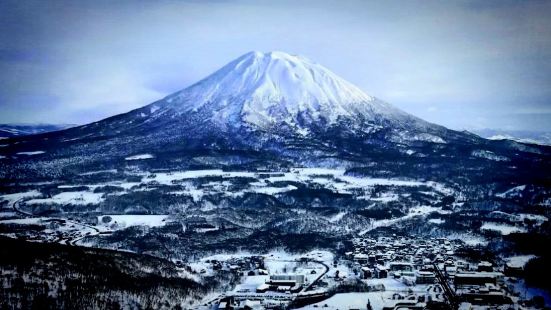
(0, 237), (213, 309)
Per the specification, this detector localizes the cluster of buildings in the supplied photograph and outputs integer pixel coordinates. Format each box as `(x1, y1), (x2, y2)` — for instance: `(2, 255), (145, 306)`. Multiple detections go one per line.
(347, 235), (539, 309)
(348, 236), (456, 282)
(198, 235), (545, 309)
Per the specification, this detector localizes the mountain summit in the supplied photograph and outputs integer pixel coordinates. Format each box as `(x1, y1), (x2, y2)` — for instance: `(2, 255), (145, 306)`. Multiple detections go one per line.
(152, 51), (417, 131)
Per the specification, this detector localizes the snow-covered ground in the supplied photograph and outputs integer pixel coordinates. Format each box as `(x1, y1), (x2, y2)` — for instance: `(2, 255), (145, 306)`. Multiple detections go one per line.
(16, 151), (45, 155)
(26, 191), (104, 205)
(518, 213), (547, 224)
(298, 292), (386, 309)
(428, 218), (445, 224)
(480, 222), (526, 235)
(0, 190), (42, 204)
(0, 211), (18, 219)
(447, 233), (488, 246)
(249, 184), (298, 195)
(0, 217), (100, 245)
(79, 169), (118, 176)
(328, 211), (347, 222)
(138, 168), (451, 199)
(360, 192), (400, 202)
(489, 210), (548, 226)
(505, 255), (536, 268)
(471, 150), (509, 161)
(98, 215), (170, 229)
(125, 154), (154, 160)
(360, 205), (447, 235)
(297, 286), (426, 310)
(496, 185), (526, 198)
(4, 168), (452, 212)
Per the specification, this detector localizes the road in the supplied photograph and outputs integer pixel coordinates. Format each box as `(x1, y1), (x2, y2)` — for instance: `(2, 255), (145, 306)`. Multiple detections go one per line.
(11, 198), (33, 216)
(433, 263), (458, 310)
(10, 198), (101, 246)
(302, 259), (330, 292)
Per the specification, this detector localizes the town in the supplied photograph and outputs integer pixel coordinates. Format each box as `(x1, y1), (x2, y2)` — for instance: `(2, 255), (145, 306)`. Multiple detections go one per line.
(187, 234), (544, 310)
(0, 202), (546, 309)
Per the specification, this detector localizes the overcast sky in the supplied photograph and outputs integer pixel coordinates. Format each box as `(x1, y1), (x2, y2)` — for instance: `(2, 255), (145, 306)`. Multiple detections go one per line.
(1, 0), (551, 131)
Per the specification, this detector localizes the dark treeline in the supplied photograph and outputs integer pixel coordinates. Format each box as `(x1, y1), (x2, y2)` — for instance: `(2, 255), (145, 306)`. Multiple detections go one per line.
(0, 237), (207, 309)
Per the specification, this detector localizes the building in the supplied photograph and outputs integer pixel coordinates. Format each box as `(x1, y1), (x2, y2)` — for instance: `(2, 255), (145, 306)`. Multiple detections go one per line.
(457, 288), (513, 306)
(477, 261), (493, 272)
(389, 262), (414, 272)
(353, 253), (369, 264)
(454, 272), (503, 286)
(268, 274), (305, 286)
(415, 271), (436, 284)
(375, 265), (388, 278)
(361, 267), (372, 279)
(256, 284), (269, 293)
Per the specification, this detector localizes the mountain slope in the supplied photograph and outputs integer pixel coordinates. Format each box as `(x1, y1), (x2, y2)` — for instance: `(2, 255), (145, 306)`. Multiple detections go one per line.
(0, 237), (206, 309)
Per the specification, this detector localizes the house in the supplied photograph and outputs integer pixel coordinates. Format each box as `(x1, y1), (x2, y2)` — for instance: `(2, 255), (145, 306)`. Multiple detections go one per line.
(353, 253), (369, 264)
(256, 284), (269, 293)
(445, 266), (458, 278)
(477, 261), (493, 272)
(375, 265), (388, 278)
(361, 267), (372, 279)
(389, 262), (413, 271)
(415, 271), (436, 284)
(504, 262), (523, 277)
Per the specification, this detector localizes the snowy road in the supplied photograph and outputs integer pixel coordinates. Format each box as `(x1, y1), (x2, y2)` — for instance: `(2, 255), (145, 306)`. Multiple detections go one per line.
(10, 198), (101, 246)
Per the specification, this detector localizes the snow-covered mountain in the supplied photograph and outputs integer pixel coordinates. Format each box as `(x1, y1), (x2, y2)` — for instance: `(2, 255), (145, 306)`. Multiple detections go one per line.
(1, 51), (550, 183)
(153, 51), (419, 132)
(0, 124), (76, 138)
(110, 50), (446, 147)
(472, 129), (551, 146)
